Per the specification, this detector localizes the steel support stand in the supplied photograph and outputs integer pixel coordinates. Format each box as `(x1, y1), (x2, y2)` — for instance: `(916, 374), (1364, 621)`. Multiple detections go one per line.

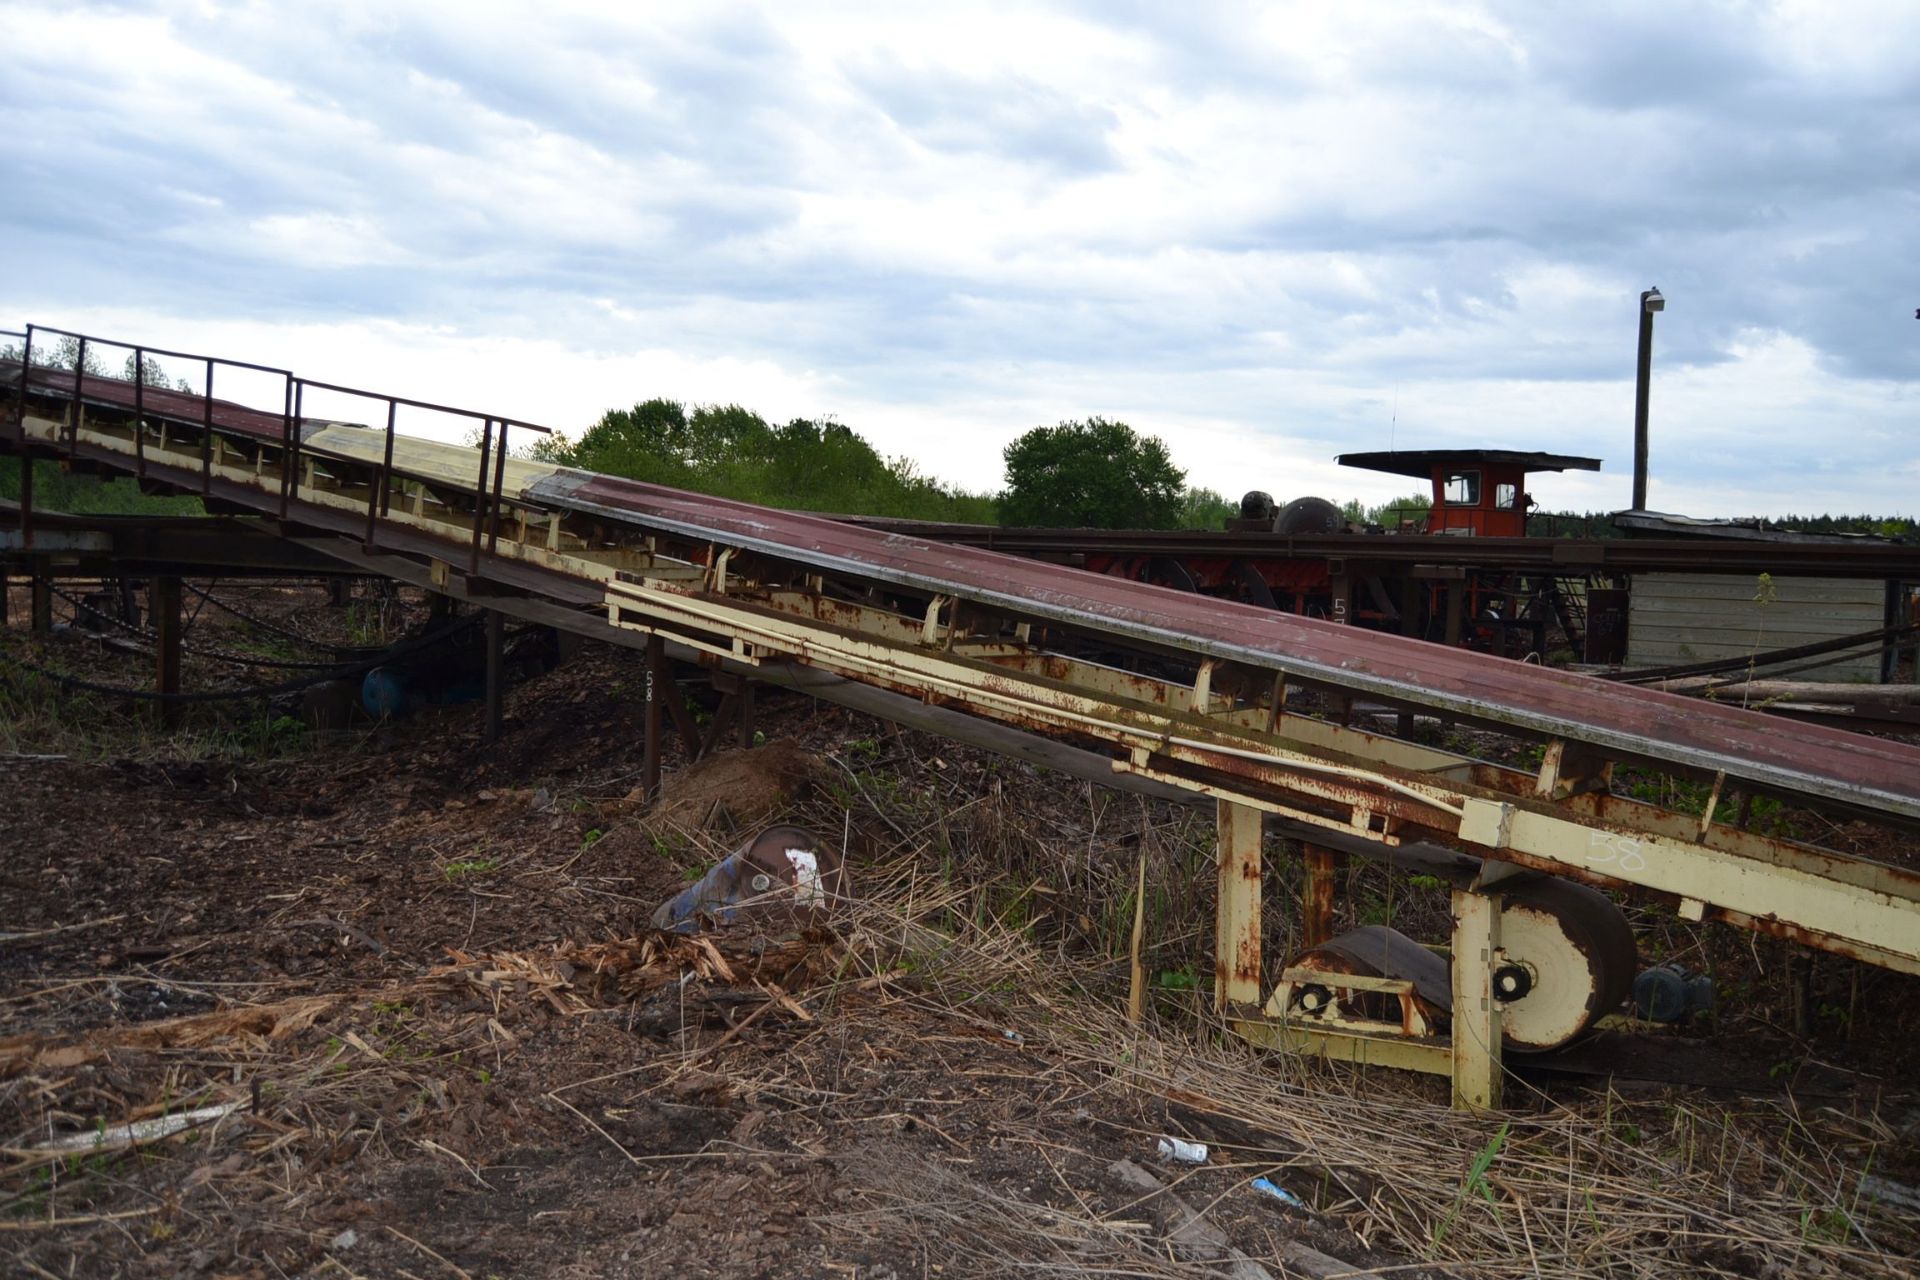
(18, 446), (31, 550)
(1444, 582), (1465, 647)
(30, 559), (52, 635)
(739, 678), (755, 748)
(642, 633), (664, 800)
(1328, 559), (1350, 627)
(151, 576), (182, 731)
(1215, 798), (1263, 1011)
(483, 608), (504, 743)
(1449, 887), (1503, 1110)
(1301, 843), (1338, 950)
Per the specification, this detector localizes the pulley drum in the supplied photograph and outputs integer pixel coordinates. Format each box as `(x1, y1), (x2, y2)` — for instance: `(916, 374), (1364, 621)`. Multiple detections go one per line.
(1287, 875), (1636, 1053)
(1490, 877), (1637, 1053)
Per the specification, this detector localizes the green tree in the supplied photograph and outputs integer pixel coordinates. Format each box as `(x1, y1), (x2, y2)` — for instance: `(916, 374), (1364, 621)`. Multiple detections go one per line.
(563, 397), (696, 485)
(26, 336), (108, 375)
(539, 396), (998, 522)
(122, 351), (193, 392)
(1368, 492), (1431, 527)
(998, 417), (1185, 529)
(1176, 486), (1238, 530)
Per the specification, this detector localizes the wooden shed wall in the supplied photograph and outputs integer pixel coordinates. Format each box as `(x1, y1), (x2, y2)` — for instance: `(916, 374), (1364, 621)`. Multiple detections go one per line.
(1626, 574), (1887, 681)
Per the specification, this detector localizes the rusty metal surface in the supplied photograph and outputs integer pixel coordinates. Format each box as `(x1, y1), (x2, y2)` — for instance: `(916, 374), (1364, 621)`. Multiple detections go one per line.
(555, 472), (1920, 822)
(1293, 926), (1451, 1034)
(12, 362), (293, 439)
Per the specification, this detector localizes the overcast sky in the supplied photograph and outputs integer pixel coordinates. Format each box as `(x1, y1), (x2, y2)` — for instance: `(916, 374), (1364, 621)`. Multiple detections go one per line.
(3, 1), (1916, 517)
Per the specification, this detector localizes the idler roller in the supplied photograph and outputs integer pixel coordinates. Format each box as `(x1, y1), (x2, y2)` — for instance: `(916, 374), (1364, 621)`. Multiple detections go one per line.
(1286, 876), (1637, 1053)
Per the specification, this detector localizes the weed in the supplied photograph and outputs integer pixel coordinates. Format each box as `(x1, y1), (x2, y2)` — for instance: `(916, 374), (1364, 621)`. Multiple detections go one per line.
(1433, 1122), (1508, 1245)
(1800, 1206), (1853, 1244)
(442, 856), (499, 881)
(1155, 968), (1199, 992)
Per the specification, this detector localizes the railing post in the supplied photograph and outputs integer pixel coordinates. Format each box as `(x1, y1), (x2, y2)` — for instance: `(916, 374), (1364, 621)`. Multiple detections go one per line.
(378, 398), (397, 515)
(486, 421), (509, 554)
(70, 336), (88, 447)
(278, 378), (291, 518)
(286, 379), (305, 509)
(9, 325), (31, 445)
(469, 418), (494, 575)
(200, 357), (215, 494)
(364, 398), (396, 550)
(133, 348), (146, 478)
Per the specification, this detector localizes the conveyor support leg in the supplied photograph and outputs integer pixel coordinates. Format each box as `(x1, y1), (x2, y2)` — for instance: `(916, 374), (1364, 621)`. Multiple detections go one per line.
(1215, 799), (1263, 1011)
(151, 575), (182, 731)
(30, 559), (52, 635)
(642, 634), (664, 800)
(484, 608), (504, 743)
(1450, 887), (1503, 1110)
(1301, 843), (1338, 950)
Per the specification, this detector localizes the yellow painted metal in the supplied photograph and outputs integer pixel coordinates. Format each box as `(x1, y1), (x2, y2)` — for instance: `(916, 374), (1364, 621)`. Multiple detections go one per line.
(1216, 799), (1263, 1010)
(595, 577), (1920, 975)
(302, 423), (561, 503)
(1450, 888), (1504, 1110)
(1231, 1019), (1454, 1075)
(1459, 796), (1920, 973)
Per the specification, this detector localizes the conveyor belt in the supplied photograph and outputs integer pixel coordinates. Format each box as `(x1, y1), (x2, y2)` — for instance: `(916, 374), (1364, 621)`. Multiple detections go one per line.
(548, 471), (1920, 820)
(11, 360), (1920, 822)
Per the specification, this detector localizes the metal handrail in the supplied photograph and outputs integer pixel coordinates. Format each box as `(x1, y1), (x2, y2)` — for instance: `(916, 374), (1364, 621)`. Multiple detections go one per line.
(22, 322), (293, 378)
(12, 321), (555, 572)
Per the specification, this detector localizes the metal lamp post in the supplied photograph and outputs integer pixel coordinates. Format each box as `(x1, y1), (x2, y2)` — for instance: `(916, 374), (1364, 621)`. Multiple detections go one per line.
(1631, 286), (1664, 511)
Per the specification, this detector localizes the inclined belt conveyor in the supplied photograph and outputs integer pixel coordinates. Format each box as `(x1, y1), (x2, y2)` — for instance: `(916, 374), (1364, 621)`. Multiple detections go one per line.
(6, 325), (1918, 1108)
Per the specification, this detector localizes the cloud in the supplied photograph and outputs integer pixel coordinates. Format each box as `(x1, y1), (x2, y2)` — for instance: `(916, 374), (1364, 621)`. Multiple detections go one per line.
(0, 0), (1913, 518)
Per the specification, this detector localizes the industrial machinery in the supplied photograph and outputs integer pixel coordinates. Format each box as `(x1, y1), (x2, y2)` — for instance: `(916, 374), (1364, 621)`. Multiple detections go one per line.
(6, 323), (1919, 1110)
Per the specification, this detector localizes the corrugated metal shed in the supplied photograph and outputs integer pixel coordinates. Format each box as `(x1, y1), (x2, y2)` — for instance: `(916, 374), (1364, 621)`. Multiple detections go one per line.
(1628, 574), (1888, 680)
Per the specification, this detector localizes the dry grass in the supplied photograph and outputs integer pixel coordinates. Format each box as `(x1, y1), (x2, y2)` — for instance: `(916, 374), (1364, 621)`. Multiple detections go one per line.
(2, 671), (1914, 1277)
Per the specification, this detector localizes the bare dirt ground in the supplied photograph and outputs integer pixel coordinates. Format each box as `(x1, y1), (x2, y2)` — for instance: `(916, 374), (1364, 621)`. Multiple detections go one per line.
(3, 581), (1918, 1279)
